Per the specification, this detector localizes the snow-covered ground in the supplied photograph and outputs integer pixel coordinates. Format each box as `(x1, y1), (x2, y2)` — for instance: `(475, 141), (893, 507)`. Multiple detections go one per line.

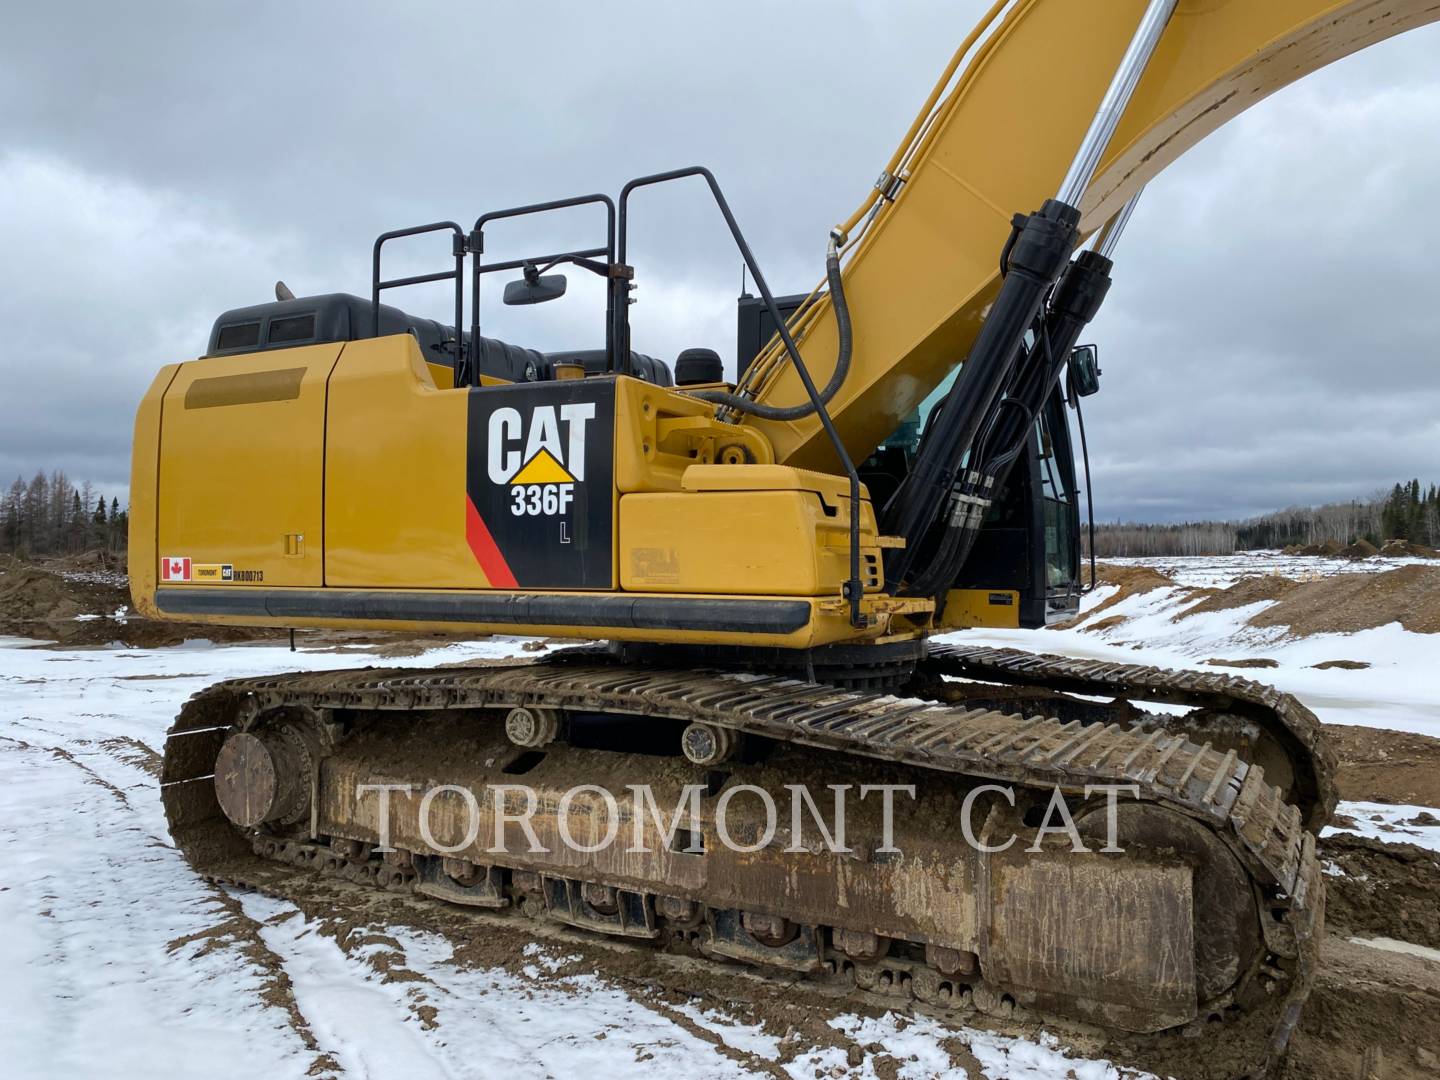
(952, 554), (1440, 737)
(1322, 800), (1440, 853)
(0, 634), (1151, 1080)
(3, 551), (1436, 1080)
(1099, 550), (1435, 589)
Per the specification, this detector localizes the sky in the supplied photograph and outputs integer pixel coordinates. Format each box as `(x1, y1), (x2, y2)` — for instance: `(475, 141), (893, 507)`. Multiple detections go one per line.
(2, 1), (1438, 523)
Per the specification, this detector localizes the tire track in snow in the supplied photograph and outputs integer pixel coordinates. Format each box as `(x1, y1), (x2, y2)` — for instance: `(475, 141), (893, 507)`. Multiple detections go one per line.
(232, 891), (768, 1080)
(0, 730), (331, 1077)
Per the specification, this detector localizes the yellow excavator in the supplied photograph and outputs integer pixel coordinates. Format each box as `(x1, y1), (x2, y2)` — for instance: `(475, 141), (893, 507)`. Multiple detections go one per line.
(137, 2), (1439, 1075)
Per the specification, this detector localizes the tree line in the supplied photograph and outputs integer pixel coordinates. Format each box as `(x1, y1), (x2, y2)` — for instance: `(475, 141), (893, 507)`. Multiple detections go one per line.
(1378, 479), (1440, 547)
(1, 471), (129, 558)
(1086, 478), (1438, 558)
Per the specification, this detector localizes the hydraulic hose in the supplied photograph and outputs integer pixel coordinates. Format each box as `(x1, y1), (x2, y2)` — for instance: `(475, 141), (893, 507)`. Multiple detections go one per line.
(693, 240), (851, 422)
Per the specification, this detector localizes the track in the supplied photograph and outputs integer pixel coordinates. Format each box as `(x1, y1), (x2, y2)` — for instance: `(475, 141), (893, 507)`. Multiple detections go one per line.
(922, 643), (1338, 831)
(160, 647), (1328, 1079)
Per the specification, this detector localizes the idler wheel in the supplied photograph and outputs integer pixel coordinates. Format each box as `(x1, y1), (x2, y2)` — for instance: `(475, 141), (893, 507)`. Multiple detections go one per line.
(213, 726), (314, 828)
(214, 732), (280, 827)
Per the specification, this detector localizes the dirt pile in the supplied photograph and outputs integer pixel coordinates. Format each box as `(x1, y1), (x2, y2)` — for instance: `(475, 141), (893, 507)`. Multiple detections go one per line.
(1339, 538), (1379, 559)
(0, 556), (282, 647)
(1053, 562), (1174, 629)
(1381, 538), (1440, 558)
(1170, 564), (1440, 636)
(1324, 723), (1440, 807)
(1248, 564), (1440, 635)
(1175, 573), (1299, 619)
(1282, 539), (1348, 557)
(1282, 538), (1440, 559)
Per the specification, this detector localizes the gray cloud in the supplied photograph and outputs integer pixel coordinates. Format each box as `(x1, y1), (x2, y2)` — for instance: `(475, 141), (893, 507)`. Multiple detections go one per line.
(3, 2), (1439, 521)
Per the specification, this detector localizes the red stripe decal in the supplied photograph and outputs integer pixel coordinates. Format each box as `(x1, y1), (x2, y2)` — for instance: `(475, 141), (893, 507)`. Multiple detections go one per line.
(465, 495), (518, 588)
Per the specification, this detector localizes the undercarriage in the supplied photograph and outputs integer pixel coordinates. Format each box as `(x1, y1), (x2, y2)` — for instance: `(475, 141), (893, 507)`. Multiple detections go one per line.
(162, 645), (1328, 1079)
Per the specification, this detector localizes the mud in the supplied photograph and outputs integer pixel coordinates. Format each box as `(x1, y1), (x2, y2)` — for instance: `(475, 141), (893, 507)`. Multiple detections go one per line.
(1325, 723), (1440, 808)
(1280, 935), (1440, 1080)
(1319, 834), (1440, 951)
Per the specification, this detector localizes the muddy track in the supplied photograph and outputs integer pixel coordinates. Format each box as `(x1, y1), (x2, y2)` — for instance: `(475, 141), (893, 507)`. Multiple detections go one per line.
(922, 642), (1337, 831)
(160, 647), (1329, 1079)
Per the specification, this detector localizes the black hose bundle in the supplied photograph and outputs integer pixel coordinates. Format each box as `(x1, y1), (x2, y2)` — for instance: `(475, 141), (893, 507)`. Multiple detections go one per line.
(692, 242), (851, 421)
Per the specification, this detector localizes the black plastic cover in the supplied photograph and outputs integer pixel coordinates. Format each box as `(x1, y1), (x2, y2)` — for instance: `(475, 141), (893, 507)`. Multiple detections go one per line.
(206, 293), (672, 387)
(674, 348), (724, 385)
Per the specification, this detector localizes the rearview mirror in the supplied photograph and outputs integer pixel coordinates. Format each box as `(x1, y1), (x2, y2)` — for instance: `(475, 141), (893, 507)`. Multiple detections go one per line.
(1068, 343), (1101, 398)
(503, 272), (567, 306)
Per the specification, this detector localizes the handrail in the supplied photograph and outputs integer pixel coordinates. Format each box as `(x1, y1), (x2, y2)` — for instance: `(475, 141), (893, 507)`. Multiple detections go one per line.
(618, 166), (867, 628)
(370, 221), (466, 385)
(470, 193), (616, 384)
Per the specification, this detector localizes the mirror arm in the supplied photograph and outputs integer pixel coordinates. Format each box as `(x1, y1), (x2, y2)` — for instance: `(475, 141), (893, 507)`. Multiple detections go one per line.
(531, 253), (611, 278)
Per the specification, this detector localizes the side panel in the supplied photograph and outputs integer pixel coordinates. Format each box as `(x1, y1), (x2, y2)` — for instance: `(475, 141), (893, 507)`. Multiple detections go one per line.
(325, 337), (478, 588)
(157, 345), (339, 587)
(620, 487), (879, 596)
(621, 491), (825, 595)
(465, 380), (616, 589)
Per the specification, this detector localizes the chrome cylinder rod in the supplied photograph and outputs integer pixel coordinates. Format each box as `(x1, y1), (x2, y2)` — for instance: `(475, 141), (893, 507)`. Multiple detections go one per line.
(1056, 0), (1178, 208)
(1093, 188), (1145, 259)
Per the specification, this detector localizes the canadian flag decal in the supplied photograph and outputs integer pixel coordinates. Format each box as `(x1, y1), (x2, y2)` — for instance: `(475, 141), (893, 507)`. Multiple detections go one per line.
(160, 556), (192, 582)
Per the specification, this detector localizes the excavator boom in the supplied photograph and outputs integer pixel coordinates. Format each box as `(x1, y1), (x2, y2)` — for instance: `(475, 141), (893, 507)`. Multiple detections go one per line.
(742, 0), (1440, 470)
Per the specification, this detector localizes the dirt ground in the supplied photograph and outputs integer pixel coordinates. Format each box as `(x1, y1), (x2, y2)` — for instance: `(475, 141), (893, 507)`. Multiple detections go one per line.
(1326, 724), (1440, 807)
(0, 553), (283, 647)
(1245, 564), (1440, 635)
